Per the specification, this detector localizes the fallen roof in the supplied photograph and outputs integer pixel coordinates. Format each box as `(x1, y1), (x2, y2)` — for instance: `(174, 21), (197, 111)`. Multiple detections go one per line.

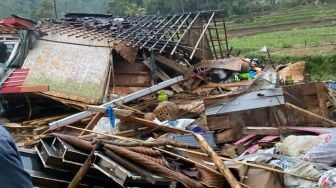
(37, 10), (229, 60)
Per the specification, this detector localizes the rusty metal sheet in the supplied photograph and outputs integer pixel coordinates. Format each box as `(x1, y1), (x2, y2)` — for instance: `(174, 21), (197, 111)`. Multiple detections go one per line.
(22, 34), (111, 104)
(206, 88), (284, 115)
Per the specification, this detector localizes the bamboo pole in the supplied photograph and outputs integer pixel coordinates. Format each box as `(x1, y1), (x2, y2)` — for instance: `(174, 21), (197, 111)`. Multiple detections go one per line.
(170, 147), (318, 181)
(68, 142), (104, 188)
(193, 133), (241, 188)
(285, 102), (336, 127)
(154, 147), (249, 188)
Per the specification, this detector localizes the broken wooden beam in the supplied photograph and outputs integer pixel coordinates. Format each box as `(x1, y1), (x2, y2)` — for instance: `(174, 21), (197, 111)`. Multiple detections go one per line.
(155, 54), (190, 75)
(117, 115), (190, 134)
(243, 127), (280, 136)
(285, 102), (336, 127)
(79, 113), (104, 136)
(143, 60), (184, 93)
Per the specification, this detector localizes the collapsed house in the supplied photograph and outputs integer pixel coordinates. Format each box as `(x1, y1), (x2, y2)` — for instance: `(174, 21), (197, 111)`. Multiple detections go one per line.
(0, 10), (336, 188)
(22, 11), (229, 104)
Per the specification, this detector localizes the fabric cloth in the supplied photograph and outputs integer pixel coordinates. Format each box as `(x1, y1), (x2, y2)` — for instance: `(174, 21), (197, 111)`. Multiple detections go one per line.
(0, 126), (33, 188)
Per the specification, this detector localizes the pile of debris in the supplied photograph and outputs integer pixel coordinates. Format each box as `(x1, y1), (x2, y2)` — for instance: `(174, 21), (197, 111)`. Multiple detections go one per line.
(1, 12), (336, 188)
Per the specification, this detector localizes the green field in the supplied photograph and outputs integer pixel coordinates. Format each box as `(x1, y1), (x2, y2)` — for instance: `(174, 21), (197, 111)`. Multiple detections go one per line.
(224, 3), (336, 81)
(226, 4), (336, 30)
(229, 25), (336, 54)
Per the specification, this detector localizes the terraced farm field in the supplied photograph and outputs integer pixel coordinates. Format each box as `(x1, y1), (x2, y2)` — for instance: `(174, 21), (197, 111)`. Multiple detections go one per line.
(226, 4), (336, 56)
(226, 4), (336, 31)
(225, 3), (336, 81)
(229, 25), (336, 55)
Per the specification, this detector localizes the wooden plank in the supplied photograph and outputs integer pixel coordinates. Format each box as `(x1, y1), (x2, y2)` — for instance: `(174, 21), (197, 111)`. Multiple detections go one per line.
(142, 60), (184, 93)
(79, 113), (104, 136)
(155, 54), (190, 75)
(300, 83), (317, 95)
(215, 129), (235, 144)
(113, 74), (151, 87)
(243, 127), (280, 136)
(302, 95), (319, 106)
(206, 115), (230, 130)
(285, 102), (336, 127)
(315, 83), (328, 117)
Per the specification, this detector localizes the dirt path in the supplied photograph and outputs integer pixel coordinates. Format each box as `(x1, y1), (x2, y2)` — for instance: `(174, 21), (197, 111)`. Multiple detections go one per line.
(227, 19), (336, 38)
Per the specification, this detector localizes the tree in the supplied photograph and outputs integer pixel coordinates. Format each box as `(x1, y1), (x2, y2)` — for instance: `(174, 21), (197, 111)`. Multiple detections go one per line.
(33, 0), (54, 18)
(125, 3), (146, 16)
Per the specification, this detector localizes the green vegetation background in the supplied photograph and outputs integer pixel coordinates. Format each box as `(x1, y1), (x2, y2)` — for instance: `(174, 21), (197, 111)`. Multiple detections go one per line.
(0, 0), (335, 80)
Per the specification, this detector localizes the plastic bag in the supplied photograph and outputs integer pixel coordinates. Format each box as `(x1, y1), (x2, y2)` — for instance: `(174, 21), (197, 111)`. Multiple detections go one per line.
(304, 131), (336, 165)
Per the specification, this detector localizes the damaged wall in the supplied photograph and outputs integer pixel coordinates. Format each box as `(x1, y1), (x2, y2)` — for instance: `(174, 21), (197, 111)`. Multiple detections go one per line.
(22, 34), (111, 104)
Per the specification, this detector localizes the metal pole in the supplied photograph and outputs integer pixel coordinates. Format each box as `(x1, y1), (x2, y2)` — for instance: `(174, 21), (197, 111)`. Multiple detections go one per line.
(53, 0), (58, 18)
(49, 76), (184, 130)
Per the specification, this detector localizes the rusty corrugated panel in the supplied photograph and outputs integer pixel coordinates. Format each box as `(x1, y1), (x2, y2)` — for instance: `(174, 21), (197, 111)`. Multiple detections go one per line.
(127, 147), (163, 157)
(104, 144), (205, 188)
(22, 34), (111, 104)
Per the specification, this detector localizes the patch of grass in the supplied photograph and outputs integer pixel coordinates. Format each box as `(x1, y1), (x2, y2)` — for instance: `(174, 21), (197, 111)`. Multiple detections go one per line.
(226, 4), (336, 30)
(228, 26), (336, 54)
